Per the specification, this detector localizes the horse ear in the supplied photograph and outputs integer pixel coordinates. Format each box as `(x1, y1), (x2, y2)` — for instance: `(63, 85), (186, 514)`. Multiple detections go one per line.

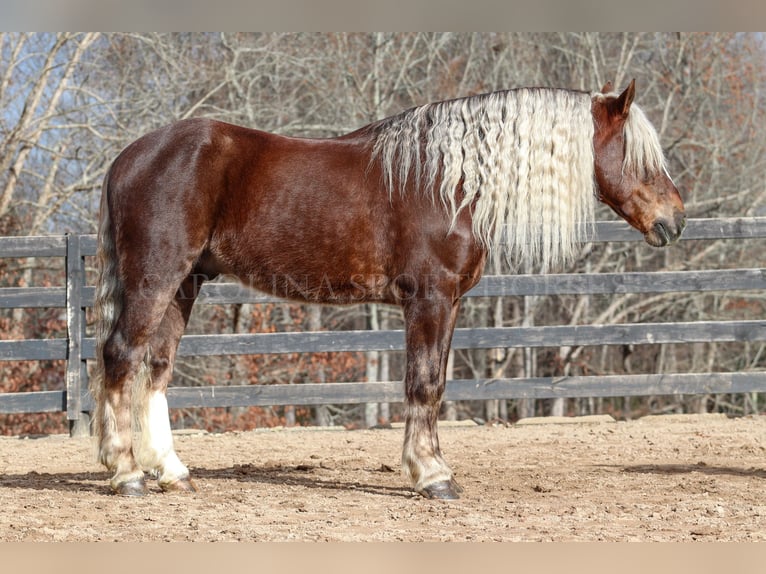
(614, 79), (636, 117)
(600, 81), (613, 94)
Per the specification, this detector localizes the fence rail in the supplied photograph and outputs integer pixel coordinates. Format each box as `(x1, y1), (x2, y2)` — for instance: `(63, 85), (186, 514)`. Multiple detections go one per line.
(1, 218), (765, 429)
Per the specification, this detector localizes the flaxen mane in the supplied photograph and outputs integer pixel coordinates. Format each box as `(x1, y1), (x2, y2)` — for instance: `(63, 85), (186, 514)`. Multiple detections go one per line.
(372, 87), (667, 271)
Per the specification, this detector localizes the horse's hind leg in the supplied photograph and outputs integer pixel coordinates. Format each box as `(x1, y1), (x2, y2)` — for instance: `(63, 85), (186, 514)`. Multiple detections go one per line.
(135, 274), (205, 492)
(401, 295), (463, 499)
(98, 266), (203, 495)
(98, 287), (177, 496)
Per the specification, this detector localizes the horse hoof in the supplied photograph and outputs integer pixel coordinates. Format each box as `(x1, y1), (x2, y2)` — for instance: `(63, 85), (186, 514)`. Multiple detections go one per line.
(420, 479), (462, 500)
(113, 477), (147, 497)
(160, 477), (198, 493)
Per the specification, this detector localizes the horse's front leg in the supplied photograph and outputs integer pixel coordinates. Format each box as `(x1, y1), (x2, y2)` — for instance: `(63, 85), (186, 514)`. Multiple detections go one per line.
(401, 295), (463, 499)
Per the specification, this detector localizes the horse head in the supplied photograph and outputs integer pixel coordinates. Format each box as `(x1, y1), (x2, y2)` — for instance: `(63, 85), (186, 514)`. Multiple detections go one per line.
(592, 79), (686, 247)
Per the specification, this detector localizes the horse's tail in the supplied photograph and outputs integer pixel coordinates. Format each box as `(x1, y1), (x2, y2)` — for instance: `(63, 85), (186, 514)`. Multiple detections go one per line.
(90, 168), (122, 452)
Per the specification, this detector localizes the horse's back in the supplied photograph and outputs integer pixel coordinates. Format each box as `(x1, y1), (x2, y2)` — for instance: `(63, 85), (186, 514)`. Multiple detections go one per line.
(201, 122), (397, 301)
(105, 117), (401, 301)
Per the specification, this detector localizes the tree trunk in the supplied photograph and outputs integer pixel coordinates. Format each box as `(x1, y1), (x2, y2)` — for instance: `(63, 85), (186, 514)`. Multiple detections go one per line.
(309, 306), (332, 426)
(443, 350), (457, 421)
(364, 304), (380, 427)
(517, 290), (537, 419)
(378, 310), (391, 424)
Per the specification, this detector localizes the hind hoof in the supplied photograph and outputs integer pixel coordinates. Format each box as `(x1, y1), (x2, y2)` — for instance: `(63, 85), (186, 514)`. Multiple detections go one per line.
(112, 476), (147, 497)
(419, 478), (463, 500)
(160, 476), (198, 493)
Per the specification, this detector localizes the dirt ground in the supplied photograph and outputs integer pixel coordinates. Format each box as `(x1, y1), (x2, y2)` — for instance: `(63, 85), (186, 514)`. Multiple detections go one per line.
(0, 413), (764, 541)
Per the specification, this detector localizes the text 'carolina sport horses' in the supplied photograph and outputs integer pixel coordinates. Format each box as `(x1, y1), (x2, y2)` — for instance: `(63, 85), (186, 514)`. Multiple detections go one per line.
(90, 80), (685, 499)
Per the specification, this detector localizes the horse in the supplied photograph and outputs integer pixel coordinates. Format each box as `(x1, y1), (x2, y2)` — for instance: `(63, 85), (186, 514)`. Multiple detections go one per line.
(90, 79), (685, 499)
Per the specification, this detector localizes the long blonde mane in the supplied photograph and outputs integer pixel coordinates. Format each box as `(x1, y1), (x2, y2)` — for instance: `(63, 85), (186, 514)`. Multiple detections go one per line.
(372, 87), (666, 272)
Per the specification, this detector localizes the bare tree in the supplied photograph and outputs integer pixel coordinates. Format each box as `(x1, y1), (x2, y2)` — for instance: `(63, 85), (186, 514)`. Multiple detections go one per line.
(0, 33), (101, 232)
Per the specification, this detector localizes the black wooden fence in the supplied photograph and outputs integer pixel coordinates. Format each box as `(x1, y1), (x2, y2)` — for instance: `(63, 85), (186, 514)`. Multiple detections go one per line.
(1, 217), (765, 434)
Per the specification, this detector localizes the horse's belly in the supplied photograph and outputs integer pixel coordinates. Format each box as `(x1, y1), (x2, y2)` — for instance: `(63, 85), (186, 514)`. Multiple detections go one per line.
(207, 232), (393, 305)
(244, 268), (391, 304)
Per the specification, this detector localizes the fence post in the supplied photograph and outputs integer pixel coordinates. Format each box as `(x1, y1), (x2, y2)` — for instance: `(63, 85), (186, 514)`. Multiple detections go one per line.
(66, 233), (90, 437)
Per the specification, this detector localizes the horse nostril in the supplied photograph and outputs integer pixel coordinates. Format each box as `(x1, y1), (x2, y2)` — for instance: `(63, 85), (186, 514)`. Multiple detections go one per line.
(657, 212), (687, 245)
(653, 221), (670, 244)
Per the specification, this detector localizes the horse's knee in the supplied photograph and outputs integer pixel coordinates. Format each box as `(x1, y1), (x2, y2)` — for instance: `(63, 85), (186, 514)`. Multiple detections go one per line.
(149, 355), (171, 380)
(405, 368), (445, 406)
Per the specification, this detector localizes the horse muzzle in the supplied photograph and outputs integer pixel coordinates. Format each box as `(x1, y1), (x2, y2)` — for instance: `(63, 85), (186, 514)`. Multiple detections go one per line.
(645, 210), (687, 247)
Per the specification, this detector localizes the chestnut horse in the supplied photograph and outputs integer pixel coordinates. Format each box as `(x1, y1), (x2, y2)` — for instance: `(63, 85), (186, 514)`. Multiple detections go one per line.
(90, 80), (685, 499)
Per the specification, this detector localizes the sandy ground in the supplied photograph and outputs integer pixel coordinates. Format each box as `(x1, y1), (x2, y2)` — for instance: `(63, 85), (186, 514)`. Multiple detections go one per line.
(0, 413), (764, 542)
